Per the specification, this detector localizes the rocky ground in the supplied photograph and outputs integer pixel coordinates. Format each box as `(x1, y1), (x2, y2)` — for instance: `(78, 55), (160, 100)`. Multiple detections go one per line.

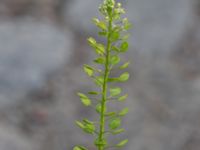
(0, 0), (200, 150)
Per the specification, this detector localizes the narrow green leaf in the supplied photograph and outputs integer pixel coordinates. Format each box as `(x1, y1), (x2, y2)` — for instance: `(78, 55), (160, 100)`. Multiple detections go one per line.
(116, 139), (129, 147)
(83, 119), (94, 125)
(94, 76), (104, 86)
(111, 46), (120, 52)
(93, 18), (107, 30)
(113, 26), (123, 32)
(97, 22), (107, 30)
(88, 37), (96, 46)
(119, 108), (129, 116)
(76, 120), (95, 134)
(95, 43), (105, 55)
(92, 18), (100, 24)
(77, 93), (87, 98)
(123, 18), (132, 30)
(77, 93), (91, 106)
(73, 146), (88, 150)
(81, 98), (91, 106)
(88, 91), (99, 95)
(119, 72), (130, 82)
(110, 55), (120, 65)
(83, 123), (95, 134)
(110, 87), (121, 96)
(120, 41), (129, 52)
(120, 62), (130, 69)
(109, 118), (121, 130)
(105, 112), (116, 117)
(107, 78), (119, 82)
(122, 34), (130, 40)
(83, 65), (94, 77)
(118, 94), (128, 101)
(94, 57), (105, 64)
(112, 128), (125, 135)
(98, 31), (107, 36)
(75, 121), (85, 129)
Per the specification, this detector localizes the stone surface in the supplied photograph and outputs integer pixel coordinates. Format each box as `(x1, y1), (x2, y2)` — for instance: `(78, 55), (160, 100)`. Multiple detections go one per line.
(0, 124), (34, 150)
(0, 18), (73, 110)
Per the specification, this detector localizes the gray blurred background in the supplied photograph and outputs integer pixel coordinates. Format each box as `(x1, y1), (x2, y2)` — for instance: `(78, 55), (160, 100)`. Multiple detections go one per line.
(0, 0), (200, 150)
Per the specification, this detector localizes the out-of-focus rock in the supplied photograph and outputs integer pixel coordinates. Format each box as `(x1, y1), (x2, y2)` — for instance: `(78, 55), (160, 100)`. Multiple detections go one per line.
(66, 0), (101, 32)
(0, 124), (34, 150)
(0, 0), (68, 20)
(0, 19), (73, 110)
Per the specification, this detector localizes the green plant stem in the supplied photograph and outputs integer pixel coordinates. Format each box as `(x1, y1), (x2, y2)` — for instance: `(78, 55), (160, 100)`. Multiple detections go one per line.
(98, 16), (113, 150)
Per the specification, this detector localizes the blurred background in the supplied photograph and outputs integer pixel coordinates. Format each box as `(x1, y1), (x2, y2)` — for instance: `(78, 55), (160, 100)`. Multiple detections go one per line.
(0, 0), (200, 150)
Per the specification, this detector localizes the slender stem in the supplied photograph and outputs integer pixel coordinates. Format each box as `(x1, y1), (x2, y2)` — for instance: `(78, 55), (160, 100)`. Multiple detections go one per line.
(97, 16), (113, 150)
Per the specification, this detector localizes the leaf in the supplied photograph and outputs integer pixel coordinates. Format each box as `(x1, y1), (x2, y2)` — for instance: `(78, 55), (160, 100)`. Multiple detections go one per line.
(111, 32), (120, 42)
(98, 31), (107, 37)
(83, 119), (94, 125)
(95, 138), (107, 147)
(120, 62), (130, 69)
(76, 121), (85, 129)
(93, 18), (107, 30)
(113, 12), (120, 20)
(116, 139), (129, 147)
(122, 34), (130, 40)
(84, 123), (96, 134)
(95, 104), (102, 113)
(119, 72), (129, 82)
(107, 78), (119, 82)
(92, 18), (99, 24)
(88, 91), (99, 95)
(118, 94), (128, 101)
(73, 146), (88, 150)
(112, 128), (125, 135)
(76, 120), (95, 134)
(97, 22), (107, 30)
(94, 57), (105, 64)
(110, 87), (121, 96)
(88, 37), (105, 55)
(88, 37), (96, 46)
(119, 108), (129, 116)
(81, 98), (91, 106)
(77, 93), (87, 98)
(111, 46), (120, 52)
(123, 18), (132, 30)
(105, 112), (116, 117)
(83, 65), (94, 77)
(120, 41), (129, 52)
(110, 55), (120, 65)
(95, 43), (105, 55)
(109, 118), (121, 130)
(113, 26), (123, 32)
(77, 93), (91, 106)
(94, 76), (104, 86)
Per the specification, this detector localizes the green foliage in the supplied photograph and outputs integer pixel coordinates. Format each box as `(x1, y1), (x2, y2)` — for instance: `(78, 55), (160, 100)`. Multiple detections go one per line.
(74, 0), (131, 150)
(110, 87), (121, 96)
(76, 120), (96, 134)
(116, 139), (129, 147)
(77, 93), (92, 106)
(73, 146), (88, 150)
(119, 108), (129, 116)
(118, 94), (128, 101)
(109, 118), (121, 130)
